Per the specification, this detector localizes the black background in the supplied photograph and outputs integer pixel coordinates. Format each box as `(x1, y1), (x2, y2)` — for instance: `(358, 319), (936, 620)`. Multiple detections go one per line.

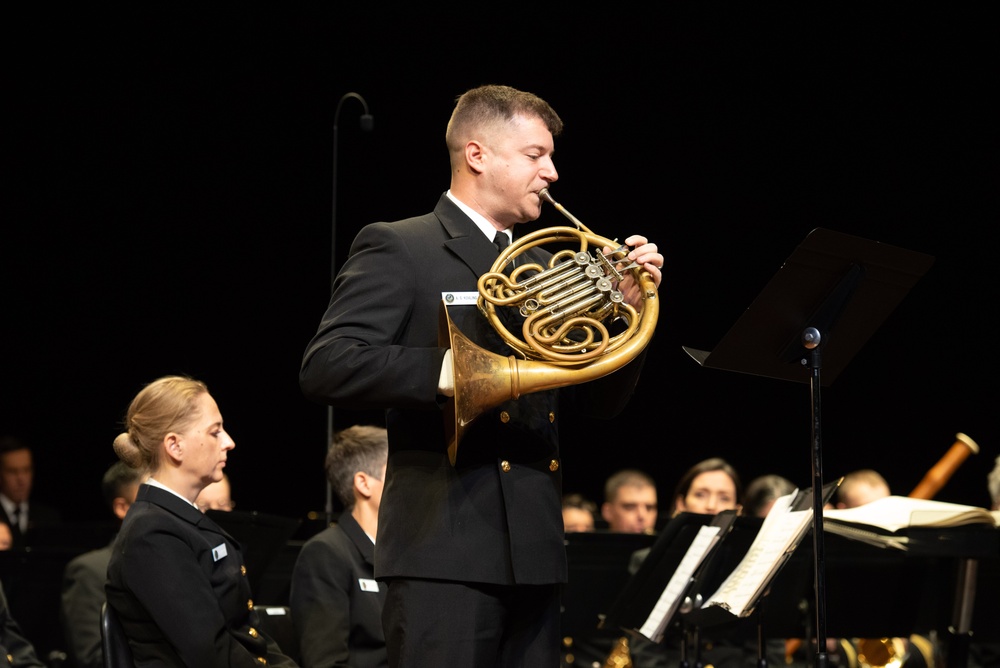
(4, 6), (998, 524)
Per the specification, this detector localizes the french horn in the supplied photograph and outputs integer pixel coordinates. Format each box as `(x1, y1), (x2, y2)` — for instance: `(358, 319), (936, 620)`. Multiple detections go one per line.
(440, 187), (659, 464)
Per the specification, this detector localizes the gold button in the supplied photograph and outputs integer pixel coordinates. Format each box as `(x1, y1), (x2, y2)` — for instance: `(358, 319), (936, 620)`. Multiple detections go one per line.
(501, 460), (511, 472)
(249, 627), (258, 638)
(256, 658), (267, 664)
(548, 411), (555, 423)
(241, 565), (247, 576)
(247, 599), (253, 610)
(499, 410), (510, 423)
(7, 654), (13, 664)
(549, 459), (559, 472)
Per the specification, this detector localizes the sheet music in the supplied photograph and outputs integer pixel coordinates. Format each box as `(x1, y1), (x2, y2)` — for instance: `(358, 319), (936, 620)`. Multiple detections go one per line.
(702, 491), (812, 617)
(638, 525), (722, 642)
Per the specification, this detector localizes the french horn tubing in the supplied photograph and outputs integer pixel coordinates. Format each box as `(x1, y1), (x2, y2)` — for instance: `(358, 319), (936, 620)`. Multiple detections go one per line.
(439, 187), (659, 464)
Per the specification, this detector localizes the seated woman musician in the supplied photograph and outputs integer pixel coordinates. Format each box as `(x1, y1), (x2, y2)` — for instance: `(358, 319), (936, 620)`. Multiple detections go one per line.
(105, 375), (297, 667)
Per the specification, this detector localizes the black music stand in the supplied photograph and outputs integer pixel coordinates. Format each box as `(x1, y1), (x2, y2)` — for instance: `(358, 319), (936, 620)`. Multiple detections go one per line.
(682, 227), (934, 668)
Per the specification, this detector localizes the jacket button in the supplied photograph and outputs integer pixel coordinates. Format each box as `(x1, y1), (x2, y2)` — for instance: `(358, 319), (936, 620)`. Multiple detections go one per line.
(247, 599), (254, 610)
(501, 460), (511, 472)
(256, 658), (267, 664)
(499, 410), (511, 423)
(249, 627), (258, 638)
(549, 459), (559, 472)
(549, 411), (555, 423)
(241, 565), (247, 576)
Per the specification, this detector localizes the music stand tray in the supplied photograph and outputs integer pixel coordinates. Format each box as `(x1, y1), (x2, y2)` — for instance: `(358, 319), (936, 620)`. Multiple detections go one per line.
(683, 227), (934, 386)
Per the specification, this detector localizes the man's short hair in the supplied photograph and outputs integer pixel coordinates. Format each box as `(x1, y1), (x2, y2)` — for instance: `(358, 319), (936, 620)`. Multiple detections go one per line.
(445, 84), (563, 155)
(101, 461), (143, 510)
(604, 469), (656, 504)
(836, 469), (889, 506)
(0, 435), (30, 457)
(326, 425), (389, 510)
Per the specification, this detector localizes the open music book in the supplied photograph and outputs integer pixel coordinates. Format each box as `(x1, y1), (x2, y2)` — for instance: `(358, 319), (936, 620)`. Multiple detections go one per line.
(696, 489), (814, 620)
(822, 495), (999, 550)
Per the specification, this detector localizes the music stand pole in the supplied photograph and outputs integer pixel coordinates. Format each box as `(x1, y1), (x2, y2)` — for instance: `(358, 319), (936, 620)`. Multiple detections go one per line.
(803, 328), (828, 668)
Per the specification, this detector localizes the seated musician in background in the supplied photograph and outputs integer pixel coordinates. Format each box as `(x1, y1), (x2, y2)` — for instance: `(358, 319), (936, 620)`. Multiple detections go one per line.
(564, 471), (659, 668)
(671, 457), (742, 517)
(561, 493), (597, 533)
(834, 468), (890, 509)
(987, 455), (1000, 511)
(795, 469), (936, 668)
(105, 375), (297, 666)
(0, 436), (63, 549)
(743, 473), (796, 518)
(601, 469), (658, 534)
(290, 425), (389, 668)
(60, 461), (143, 668)
(196, 473), (235, 512)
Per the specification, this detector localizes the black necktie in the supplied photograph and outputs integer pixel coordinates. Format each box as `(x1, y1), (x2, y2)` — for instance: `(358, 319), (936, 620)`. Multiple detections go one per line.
(493, 231), (510, 255)
(11, 505), (21, 533)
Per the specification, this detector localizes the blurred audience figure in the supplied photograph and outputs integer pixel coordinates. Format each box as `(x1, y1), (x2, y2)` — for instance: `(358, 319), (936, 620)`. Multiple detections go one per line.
(672, 458), (742, 516)
(835, 469), (890, 509)
(60, 461), (143, 668)
(562, 493), (597, 533)
(987, 455), (1000, 511)
(195, 473), (235, 512)
(0, 522), (11, 550)
(743, 474), (796, 518)
(0, 436), (62, 548)
(601, 469), (658, 534)
(1, 578), (46, 667)
(291, 425), (389, 668)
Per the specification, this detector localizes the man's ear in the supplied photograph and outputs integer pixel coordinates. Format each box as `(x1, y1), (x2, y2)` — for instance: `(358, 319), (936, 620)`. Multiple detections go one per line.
(600, 502), (613, 523)
(354, 471), (372, 500)
(464, 140), (487, 175)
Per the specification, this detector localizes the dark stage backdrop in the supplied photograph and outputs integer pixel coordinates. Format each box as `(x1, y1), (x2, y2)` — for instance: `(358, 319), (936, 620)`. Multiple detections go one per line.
(3, 6), (998, 526)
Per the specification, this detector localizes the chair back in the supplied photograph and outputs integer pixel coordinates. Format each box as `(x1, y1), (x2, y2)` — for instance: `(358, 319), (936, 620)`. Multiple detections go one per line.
(100, 602), (134, 668)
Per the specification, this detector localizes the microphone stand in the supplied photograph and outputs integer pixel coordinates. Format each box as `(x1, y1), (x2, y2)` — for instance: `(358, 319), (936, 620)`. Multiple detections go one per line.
(326, 92), (374, 521)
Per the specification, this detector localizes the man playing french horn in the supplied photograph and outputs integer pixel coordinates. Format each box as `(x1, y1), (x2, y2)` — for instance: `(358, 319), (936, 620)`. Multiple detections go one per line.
(300, 84), (663, 668)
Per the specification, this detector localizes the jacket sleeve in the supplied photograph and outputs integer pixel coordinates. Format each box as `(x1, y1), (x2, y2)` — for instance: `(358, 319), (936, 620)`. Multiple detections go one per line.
(299, 221), (446, 411)
(60, 553), (106, 668)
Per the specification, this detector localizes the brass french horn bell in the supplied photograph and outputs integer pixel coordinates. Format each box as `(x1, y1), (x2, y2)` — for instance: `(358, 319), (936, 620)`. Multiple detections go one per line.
(440, 187), (659, 464)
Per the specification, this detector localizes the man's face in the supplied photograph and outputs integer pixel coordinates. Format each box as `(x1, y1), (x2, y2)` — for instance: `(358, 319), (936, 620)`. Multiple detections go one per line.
(602, 484), (658, 534)
(480, 114), (558, 226)
(562, 507), (594, 533)
(0, 448), (33, 504)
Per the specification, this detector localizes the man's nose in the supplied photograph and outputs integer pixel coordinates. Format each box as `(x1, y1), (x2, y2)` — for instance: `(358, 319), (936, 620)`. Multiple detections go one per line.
(541, 158), (558, 183)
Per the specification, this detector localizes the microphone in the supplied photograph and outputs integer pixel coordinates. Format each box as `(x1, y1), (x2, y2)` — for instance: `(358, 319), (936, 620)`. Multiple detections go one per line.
(336, 92), (374, 132)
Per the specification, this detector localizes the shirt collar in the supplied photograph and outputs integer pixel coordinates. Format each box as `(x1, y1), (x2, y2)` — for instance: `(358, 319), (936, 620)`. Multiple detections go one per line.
(446, 190), (511, 246)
